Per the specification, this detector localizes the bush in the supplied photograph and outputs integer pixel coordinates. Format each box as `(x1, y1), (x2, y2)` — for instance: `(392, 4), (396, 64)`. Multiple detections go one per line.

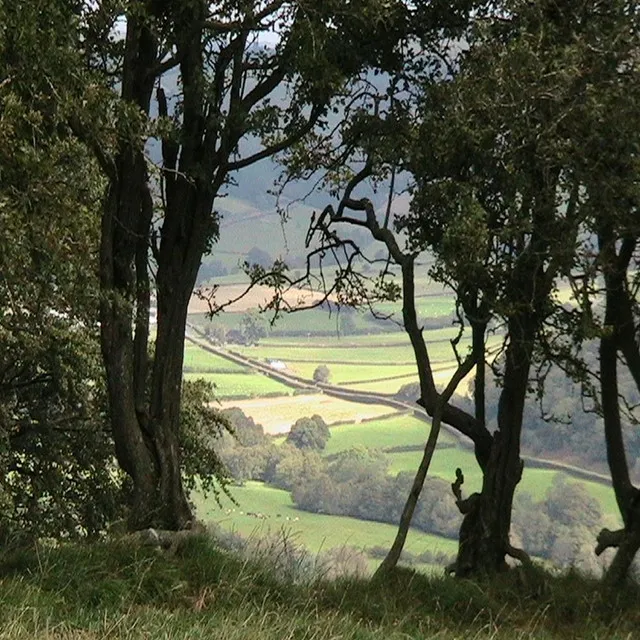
(313, 365), (331, 383)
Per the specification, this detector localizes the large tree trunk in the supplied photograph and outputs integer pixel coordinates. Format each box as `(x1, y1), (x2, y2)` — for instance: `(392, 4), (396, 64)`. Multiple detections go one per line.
(596, 230), (640, 585)
(147, 188), (215, 528)
(99, 9), (195, 530)
(454, 314), (533, 575)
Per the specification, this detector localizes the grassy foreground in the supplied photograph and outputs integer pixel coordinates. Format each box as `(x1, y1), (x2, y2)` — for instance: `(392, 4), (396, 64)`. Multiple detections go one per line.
(1, 535), (638, 639)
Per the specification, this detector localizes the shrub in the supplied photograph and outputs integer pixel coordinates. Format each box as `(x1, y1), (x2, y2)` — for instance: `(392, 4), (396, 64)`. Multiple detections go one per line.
(313, 365), (331, 383)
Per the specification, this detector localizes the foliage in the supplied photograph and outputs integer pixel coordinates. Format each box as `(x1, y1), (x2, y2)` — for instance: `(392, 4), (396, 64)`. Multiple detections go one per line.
(179, 379), (233, 499)
(288, 447), (461, 539)
(246, 247), (274, 269)
(0, 0), (124, 540)
(512, 477), (605, 573)
(240, 312), (268, 346)
(286, 415), (331, 451)
(220, 407), (269, 448)
(313, 364), (331, 383)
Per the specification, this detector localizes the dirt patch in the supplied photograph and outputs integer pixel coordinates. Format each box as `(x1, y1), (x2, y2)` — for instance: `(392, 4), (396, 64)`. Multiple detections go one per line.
(216, 393), (398, 435)
(189, 284), (330, 314)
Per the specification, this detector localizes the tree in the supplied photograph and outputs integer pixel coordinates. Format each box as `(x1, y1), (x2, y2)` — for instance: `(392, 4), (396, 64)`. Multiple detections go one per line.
(286, 415), (331, 451)
(279, 0), (627, 577)
(339, 311), (357, 336)
(220, 408), (268, 448)
(246, 247), (274, 269)
(313, 365), (331, 383)
(241, 312), (268, 346)
(0, 0), (124, 540)
(526, 1), (640, 584)
(73, 0), (409, 530)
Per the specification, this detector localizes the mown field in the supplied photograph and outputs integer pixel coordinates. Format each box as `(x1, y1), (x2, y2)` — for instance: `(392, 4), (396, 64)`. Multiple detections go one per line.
(219, 394), (396, 434)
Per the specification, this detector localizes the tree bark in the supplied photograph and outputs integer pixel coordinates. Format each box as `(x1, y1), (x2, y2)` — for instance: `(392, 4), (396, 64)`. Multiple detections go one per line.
(375, 354), (476, 577)
(99, 8), (194, 530)
(454, 313), (533, 575)
(597, 228), (640, 585)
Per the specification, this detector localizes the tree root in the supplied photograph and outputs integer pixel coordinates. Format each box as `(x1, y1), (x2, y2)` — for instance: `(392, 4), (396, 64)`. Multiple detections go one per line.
(506, 542), (532, 567)
(595, 527), (626, 556)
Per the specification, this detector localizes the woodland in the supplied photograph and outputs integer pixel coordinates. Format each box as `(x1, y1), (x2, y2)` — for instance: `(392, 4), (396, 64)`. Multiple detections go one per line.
(1, 2), (640, 632)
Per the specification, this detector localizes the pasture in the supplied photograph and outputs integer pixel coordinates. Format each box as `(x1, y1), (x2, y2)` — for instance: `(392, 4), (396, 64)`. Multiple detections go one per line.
(287, 361), (418, 384)
(385, 448), (620, 521)
(324, 413), (459, 455)
(183, 296), (623, 557)
(183, 371), (296, 399)
(193, 480), (458, 563)
(183, 343), (248, 373)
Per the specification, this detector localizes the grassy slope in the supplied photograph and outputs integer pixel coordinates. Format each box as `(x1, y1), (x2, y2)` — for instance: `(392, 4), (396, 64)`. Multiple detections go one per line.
(183, 343), (248, 373)
(184, 335), (620, 521)
(386, 448), (619, 519)
(193, 481), (457, 559)
(1, 538), (638, 640)
(288, 361), (418, 383)
(325, 413), (458, 455)
(220, 394), (395, 433)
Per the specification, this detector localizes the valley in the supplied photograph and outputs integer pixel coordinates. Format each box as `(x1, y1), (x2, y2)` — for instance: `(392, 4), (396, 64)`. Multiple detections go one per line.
(183, 278), (621, 576)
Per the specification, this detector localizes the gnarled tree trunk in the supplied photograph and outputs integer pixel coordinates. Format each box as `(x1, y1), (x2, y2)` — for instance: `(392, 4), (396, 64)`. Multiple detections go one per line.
(595, 229), (640, 585)
(453, 313), (533, 575)
(99, 8), (194, 530)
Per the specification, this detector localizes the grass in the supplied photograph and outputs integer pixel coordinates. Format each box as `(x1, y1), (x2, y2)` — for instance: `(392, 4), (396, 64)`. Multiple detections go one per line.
(233, 333), (504, 368)
(234, 342), (418, 364)
(1, 536), (639, 639)
(324, 413), (459, 456)
(372, 296), (456, 318)
(183, 372), (297, 399)
(253, 327), (461, 347)
(183, 342), (248, 373)
(288, 361), (418, 384)
(386, 447), (621, 522)
(345, 375), (421, 394)
(193, 481), (457, 560)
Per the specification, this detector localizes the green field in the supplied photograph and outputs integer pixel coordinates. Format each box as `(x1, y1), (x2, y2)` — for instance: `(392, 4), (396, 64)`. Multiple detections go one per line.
(254, 327), (462, 347)
(184, 371), (297, 399)
(386, 447), (620, 521)
(289, 361), (418, 384)
(193, 481), (458, 561)
(342, 375), (421, 394)
(372, 296), (455, 318)
(190, 307), (410, 336)
(325, 413), (458, 456)
(233, 334), (503, 368)
(183, 342), (248, 373)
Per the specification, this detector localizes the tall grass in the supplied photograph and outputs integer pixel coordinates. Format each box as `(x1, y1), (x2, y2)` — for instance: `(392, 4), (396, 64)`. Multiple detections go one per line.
(1, 533), (638, 639)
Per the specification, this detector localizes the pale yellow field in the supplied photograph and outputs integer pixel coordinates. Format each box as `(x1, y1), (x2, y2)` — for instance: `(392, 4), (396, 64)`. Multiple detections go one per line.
(216, 393), (398, 434)
(189, 284), (332, 314)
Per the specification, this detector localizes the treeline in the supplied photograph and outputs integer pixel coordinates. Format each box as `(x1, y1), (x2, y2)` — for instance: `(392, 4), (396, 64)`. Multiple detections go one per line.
(218, 408), (608, 572)
(396, 368), (640, 478)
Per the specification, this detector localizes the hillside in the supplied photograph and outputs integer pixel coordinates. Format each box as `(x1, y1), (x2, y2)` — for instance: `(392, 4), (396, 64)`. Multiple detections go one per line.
(1, 535), (639, 640)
